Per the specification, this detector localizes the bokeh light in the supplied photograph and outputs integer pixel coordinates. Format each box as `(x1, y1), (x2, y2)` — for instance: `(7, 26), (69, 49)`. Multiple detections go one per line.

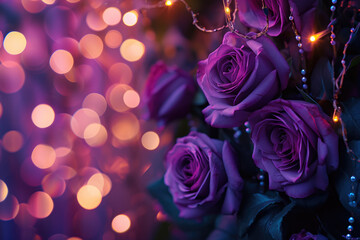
(42, 0), (56, 5)
(106, 84), (132, 112)
(84, 123), (108, 147)
(76, 185), (102, 210)
(32, 104), (55, 128)
(108, 63), (132, 84)
(42, 173), (66, 198)
(141, 131), (160, 150)
(123, 90), (140, 108)
(3, 31), (27, 55)
(120, 39), (145, 62)
(79, 34), (103, 59)
(102, 7), (121, 26)
(87, 173), (112, 197)
(111, 214), (131, 233)
(0, 61), (25, 94)
(111, 113), (140, 141)
(49, 49), (74, 74)
(0, 195), (19, 221)
(27, 191), (54, 219)
(82, 93), (107, 116)
(21, 0), (46, 13)
(86, 11), (108, 31)
(70, 108), (100, 138)
(2, 130), (24, 153)
(105, 30), (123, 48)
(123, 11), (138, 27)
(0, 102), (3, 118)
(0, 180), (8, 202)
(31, 144), (56, 169)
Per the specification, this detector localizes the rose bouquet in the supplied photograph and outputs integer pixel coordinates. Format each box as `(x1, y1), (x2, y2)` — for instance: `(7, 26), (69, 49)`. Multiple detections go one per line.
(144, 0), (360, 239)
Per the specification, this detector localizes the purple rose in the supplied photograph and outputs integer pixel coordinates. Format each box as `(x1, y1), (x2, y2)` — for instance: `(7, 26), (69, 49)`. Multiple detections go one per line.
(236, 0), (318, 37)
(143, 61), (196, 126)
(290, 229), (328, 240)
(248, 99), (338, 198)
(164, 131), (243, 218)
(197, 32), (289, 128)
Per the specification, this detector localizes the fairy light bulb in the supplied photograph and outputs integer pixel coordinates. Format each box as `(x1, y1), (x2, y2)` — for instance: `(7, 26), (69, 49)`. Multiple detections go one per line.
(165, 0), (172, 6)
(310, 35), (316, 42)
(225, 7), (230, 14)
(332, 111), (339, 123)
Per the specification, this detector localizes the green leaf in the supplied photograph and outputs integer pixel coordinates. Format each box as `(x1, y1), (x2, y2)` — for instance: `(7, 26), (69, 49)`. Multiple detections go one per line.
(341, 98), (360, 140)
(310, 58), (333, 100)
(296, 87), (320, 107)
(268, 202), (296, 240)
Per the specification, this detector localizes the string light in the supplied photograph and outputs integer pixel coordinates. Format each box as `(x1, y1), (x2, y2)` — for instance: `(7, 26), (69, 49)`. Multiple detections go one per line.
(165, 0), (172, 6)
(309, 35), (316, 42)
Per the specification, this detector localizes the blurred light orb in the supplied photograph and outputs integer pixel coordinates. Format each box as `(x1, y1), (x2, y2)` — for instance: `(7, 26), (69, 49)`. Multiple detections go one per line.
(50, 49), (74, 74)
(123, 11), (138, 26)
(120, 39), (145, 62)
(31, 144), (56, 169)
(165, 0), (172, 6)
(112, 214), (131, 233)
(79, 34), (103, 59)
(66, 0), (80, 2)
(42, 0), (56, 4)
(107, 84), (132, 112)
(111, 113), (139, 141)
(2, 130), (24, 153)
(41, 173), (66, 198)
(0, 180), (8, 202)
(3, 31), (27, 55)
(68, 237), (82, 240)
(123, 90), (140, 108)
(71, 108), (100, 138)
(82, 93), (107, 116)
(21, 0), (46, 13)
(141, 131), (160, 150)
(0, 102), (3, 118)
(88, 173), (112, 197)
(77, 185), (102, 210)
(27, 191), (54, 219)
(0, 195), (19, 221)
(102, 7), (121, 26)
(108, 63), (132, 84)
(84, 123), (108, 147)
(0, 61), (25, 94)
(86, 11), (108, 31)
(32, 104), (55, 128)
(105, 30), (122, 49)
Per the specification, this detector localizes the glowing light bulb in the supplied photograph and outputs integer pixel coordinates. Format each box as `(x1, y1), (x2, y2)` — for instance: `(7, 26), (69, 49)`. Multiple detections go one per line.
(310, 35), (316, 42)
(225, 7), (230, 14)
(333, 115), (339, 123)
(165, 0), (172, 6)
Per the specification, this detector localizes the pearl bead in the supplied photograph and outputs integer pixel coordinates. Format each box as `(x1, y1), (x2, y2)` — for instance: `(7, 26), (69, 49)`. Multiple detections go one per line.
(351, 176), (356, 182)
(289, 16), (294, 21)
(349, 201), (357, 208)
(302, 84), (308, 90)
(332, 0), (337, 3)
(341, 60), (346, 65)
(348, 192), (355, 200)
(301, 69), (306, 75)
(298, 43), (303, 48)
(302, 77), (307, 83)
(296, 35), (301, 41)
(245, 128), (251, 134)
(346, 234), (351, 239)
(330, 6), (336, 11)
(351, 28), (355, 33)
(348, 225), (353, 232)
(331, 34), (336, 39)
(349, 217), (355, 223)
(244, 121), (250, 128)
(331, 40), (336, 45)
(299, 49), (304, 54)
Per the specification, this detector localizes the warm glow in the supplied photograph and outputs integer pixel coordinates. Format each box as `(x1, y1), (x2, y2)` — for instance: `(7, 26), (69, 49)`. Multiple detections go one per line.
(31, 144), (56, 169)
(0, 195), (19, 221)
(141, 131), (160, 150)
(123, 11), (138, 27)
(77, 185), (102, 210)
(86, 11), (108, 31)
(156, 211), (167, 221)
(123, 90), (140, 108)
(3, 31), (27, 55)
(165, 0), (172, 6)
(112, 214), (131, 233)
(82, 93), (107, 116)
(21, 0), (45, 13)
(2, 131), (24, 153)
(0, 102), (3, 118)
(108, 63), (133, 84)
(84, 123), (108, 147)
(70, 108), (100, 138)
(42, 0), (56, 4)
(105, 30), (123, 48)
(32, 104), (55, 128)
(79, 34), (104, 59)
(27, 191), (54, 219)
(0, 180), (8, 202)
(88, 173), (112, 197)
(107, 84), (132, 112)
(225, 7), (230, 14)
(111, 113), (140, 141)
(41, 174), (66, 198)
(310, 35), (316, 42)
(0, 61), (25, 94)
(333, 115), (339, 123)
(49, 49), (74, 74)
(102, 7), (121, 26)
(120, 39), (145, 62)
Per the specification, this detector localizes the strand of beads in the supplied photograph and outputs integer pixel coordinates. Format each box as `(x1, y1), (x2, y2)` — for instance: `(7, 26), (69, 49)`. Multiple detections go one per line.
(288, 8), (308, 90)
